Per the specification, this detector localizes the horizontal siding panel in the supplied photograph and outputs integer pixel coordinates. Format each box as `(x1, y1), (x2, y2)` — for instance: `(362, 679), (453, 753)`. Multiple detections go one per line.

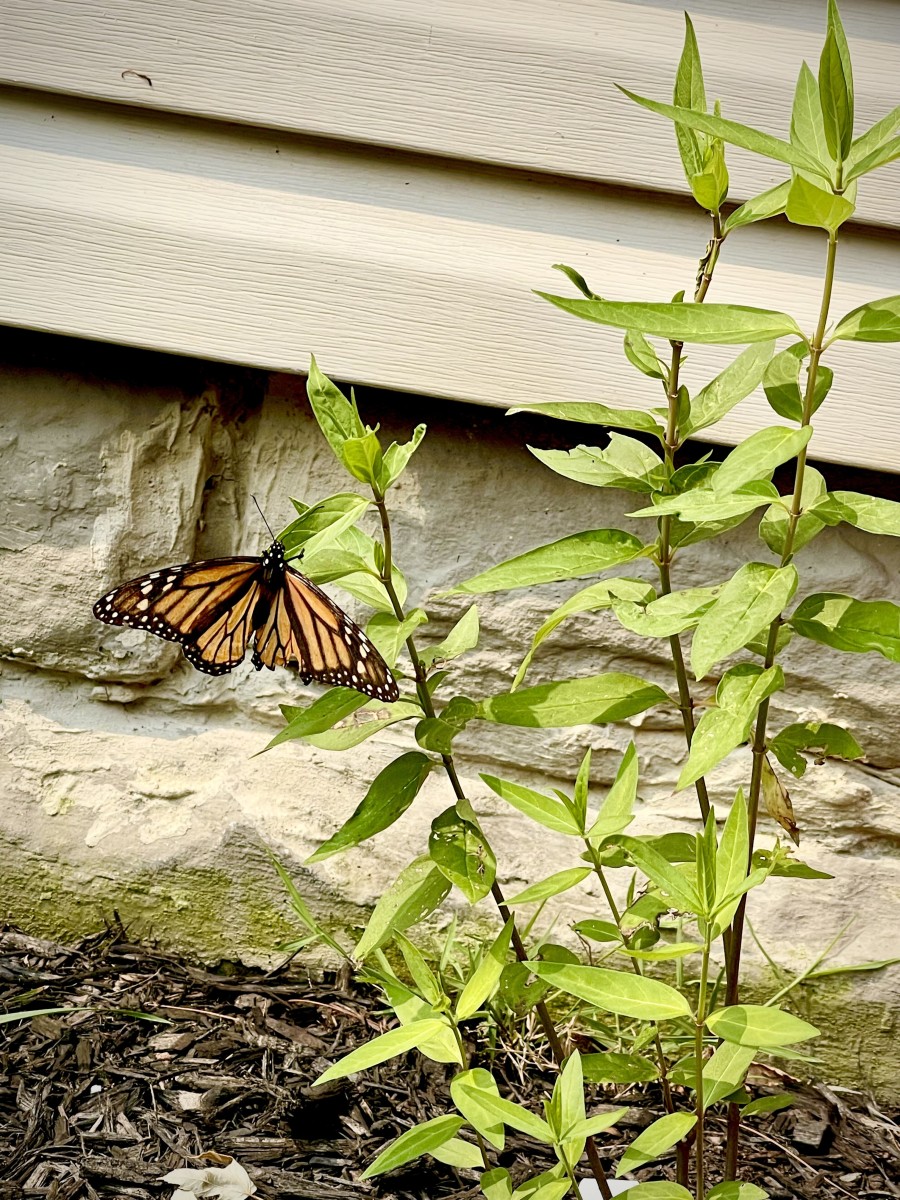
(1, 0), (899, 228)
(0, 90), (898, 471)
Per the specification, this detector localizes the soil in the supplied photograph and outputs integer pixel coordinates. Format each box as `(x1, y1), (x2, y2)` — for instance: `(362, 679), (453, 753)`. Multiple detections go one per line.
(1, 926), (897, 1200)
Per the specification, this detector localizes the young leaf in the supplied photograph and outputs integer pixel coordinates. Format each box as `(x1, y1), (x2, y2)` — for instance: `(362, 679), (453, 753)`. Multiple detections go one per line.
(379, 976), (460, 1064)
(280, 493), (371, 560)
(722, 180), (790, 235)
(360, 1114), (465, 1179)
(715, 788), (750, 914)
(845, 133), (900, 182)
(819, 0), (854, 161)
(768, 721), (863, 778)
(430, 1138), (485, 1168)
(456, 918), (515, 1020)
(506, 867), (592, 906)
(265, 688), (370, 752)
(789, 593), (900, 662)
(480, 1167), (513, 1200)
(615, 1113), (697, 1177)
(622, 1187), (693, 1200)
(451, 1068), (505, 1150)
(393, 931), (443, 1006)
(481, 774), (582, 836)
(527, 961), (692, 1021)
(530, 437), (666, 493)
(573, 747), (591, 830)
(585, 741), (639, 840)
(563, 1108), (628, 1141)
(691, 563), (798, 680)
(624, 329), (667, 381)
(537, 292), (803, 345)
(762, 754), (800, 845)
(702, 1042), (756, 1108)
(791, 61), (832, 169)
(759, 466), (827, 557)
(367, 609), (428, 668)
(306, 752), (434, 863)
(712, 426), (813, 494)
(615, 836), (701, 914)
(683, 342), (775, 435)
(705, 1005), (820, 1047)
(673, 14), (707, 181)
(553, 262), (597, 297)
(355, 857), (452, 959)
(477, 674), (669, 728)
(618, 86), (831, 180)
(315, 1018), (449, 1085)
(705, 1183), (769, 1200)
(429, 807), (496, 903)
(613, 587), (719, 639)
(510, 400), (665, 437)
(340, 429), (384, 488)
(268, 854), (347, 959)
(785, 175), (854, 233)
(381, 424), (426, 489)
(303, 701), (422, 752)
(420, 604), (480, 667)
(454, 1083), (554, 1144)
(740, 1094), (796, 1118)
(831, 296), (900, 342)
(514, 578), (654, 689)
(306, 356), (366, 461)
(581, 1052), (660, 1084)
(450, 529), (645, 594)
(677, 665), (783, 789)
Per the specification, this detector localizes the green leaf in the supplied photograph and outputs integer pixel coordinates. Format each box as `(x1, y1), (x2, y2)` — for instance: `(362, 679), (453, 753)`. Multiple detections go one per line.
(691, 563), (798, 680)
(673, 14), (707, 180)
(0, 1006), (88, 1024)
(763, 342), (807, 423)
(678, 665), (784, 789)
(538, 291), (803, 345)
(624, 1187), (694, 1200)
(455, 918), (515, 1021)
(702, 1042), (756, 1108)
(360, 1113), (465, 1179)
(355, 856), (451, 959)
(572, 747), (591, 830)
(514, 578), (653, 689)
(618, 87), (831, 180)
(429, 807), (495, 903)
(831, 296), (900, 342)
(552, 262), (597, 297)
(306, 356), (366, 460)
(847, 100), (900, 168)
(759, 466), (827, 557)
(316, 1018), (449, 1085)
(563, 1108), (628, 1141)
(481, 774), (582, 836)
(573, 919), (623, 943)
(527, 962), (692, 1021)
(633, 481), (779, 524)
(723, 181), (790, 235)
(616, 1113), (697, 1177)
(379, 974), (460, 1064)
(714, 788), (750, 924)
(813, 490), (900, 536)
(808, 957), (900, 979)
(393, 931), (444, 1006)
(706, 1182), (769, 1200)
(740, 1094), (796, 1117)
(705, 1005), (819, 1047)
(302, 701), (421, 752)
(845, 133), (900, 182)
(613, 587), (719, 638)
(616, 941), (704, 962)
(769, 721), (863, 778)
(265, 688), (370, 752)
(306, 752), (434, 863)
(683, 343), (774, 435)
(415, 696), (477, 756)
(340, 428), (384, 487)
(477, 674), (668, 728)
(791, 62), (833, 172)
(614, 837), (701, 914)
(280, 492), (371, 560)
(785, 175), (854, 233)
(268, 855), (347, 959)
(510, 399), (665, 437)
(451, 1069), (506, 1150)
(790, 593), (900, 662)
(480, 1167), (513, 1200)
(430, 1138), (485, 1169)
(581, 1052), (659, 1084)
(450, 529), (645, 595)
(585, 741), (639, 840)
(819, 1), (854, 161)
(367, 609), (428, 668)
(624, 329), (668, 381)
(420, 605), (480, 668)
(382, 424), (426, 489)
(713, 426), (813, 494)
(454, 1083), (554, 1144)
(530, 437), (666, 493)
(506, 867), (592, 906)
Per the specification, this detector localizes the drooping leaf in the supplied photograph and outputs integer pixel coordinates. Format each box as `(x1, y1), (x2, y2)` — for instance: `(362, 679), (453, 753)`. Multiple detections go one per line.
(381, 424), (427, 489)
(265, 689), (370, 752)
(366, 609), (428, 668)
(678, 665), (783, 789)
(762, 755), (799, 845)
(450, 529), (645, 594)
(768, 721), (863, 778)
(307, 753), (434, 862)
(785, 175), (854, 233)
(759, 466), (828, 557)
(623, 329), (668, 382)
(429, 807), (496, 903)
(341, 428), (385, 488)
(789, 593), (900, 662)
(477, 674), (669, 728)
(613, 587), (719, 639)
(420, 605), (480, 667)
(812, 490), (900, 537)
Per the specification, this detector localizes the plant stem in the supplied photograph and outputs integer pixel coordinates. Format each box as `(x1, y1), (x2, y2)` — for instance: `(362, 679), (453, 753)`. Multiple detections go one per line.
(722, 226), (839, 1180)
(373, 490), (614, 1199)
(584, 840), (675, 1115)
(694, 938), (712, 1200)
(449, 1021), (492, 1169)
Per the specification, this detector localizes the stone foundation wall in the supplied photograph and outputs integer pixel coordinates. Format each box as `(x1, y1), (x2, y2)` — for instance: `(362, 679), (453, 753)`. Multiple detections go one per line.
(2, 331), (898, 1099)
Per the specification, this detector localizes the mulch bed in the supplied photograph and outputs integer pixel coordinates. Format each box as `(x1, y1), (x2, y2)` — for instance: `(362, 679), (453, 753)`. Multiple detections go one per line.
(1, 926), (898, 1200)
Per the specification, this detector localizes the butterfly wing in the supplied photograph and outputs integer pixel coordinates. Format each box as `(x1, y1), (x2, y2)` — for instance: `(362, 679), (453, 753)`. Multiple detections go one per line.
(252, 565), (399, 701)
(93, 557), (264, 676)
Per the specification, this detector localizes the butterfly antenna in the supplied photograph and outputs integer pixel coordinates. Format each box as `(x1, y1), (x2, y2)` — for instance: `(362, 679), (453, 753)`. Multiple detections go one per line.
(251, 495), (278, 544)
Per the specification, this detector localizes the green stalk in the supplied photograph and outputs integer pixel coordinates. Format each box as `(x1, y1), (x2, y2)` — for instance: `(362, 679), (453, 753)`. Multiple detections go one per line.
(694, 937), (712, 1200)
(372, 489), (615, 1200)
(449, 1021), (492, 1170)
(722, 225), (840, 1180)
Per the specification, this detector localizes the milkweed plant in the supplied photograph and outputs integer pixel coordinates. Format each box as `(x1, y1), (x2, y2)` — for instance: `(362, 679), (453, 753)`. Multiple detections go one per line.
(262, 4), (900, 1197)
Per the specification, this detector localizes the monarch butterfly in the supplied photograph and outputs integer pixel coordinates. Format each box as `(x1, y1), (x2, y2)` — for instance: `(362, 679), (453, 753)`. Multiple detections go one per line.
(92, 539), (399, 701)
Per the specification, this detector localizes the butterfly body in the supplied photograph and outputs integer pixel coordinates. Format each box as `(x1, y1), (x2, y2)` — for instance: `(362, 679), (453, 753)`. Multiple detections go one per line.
(93, 539), (398, 701)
